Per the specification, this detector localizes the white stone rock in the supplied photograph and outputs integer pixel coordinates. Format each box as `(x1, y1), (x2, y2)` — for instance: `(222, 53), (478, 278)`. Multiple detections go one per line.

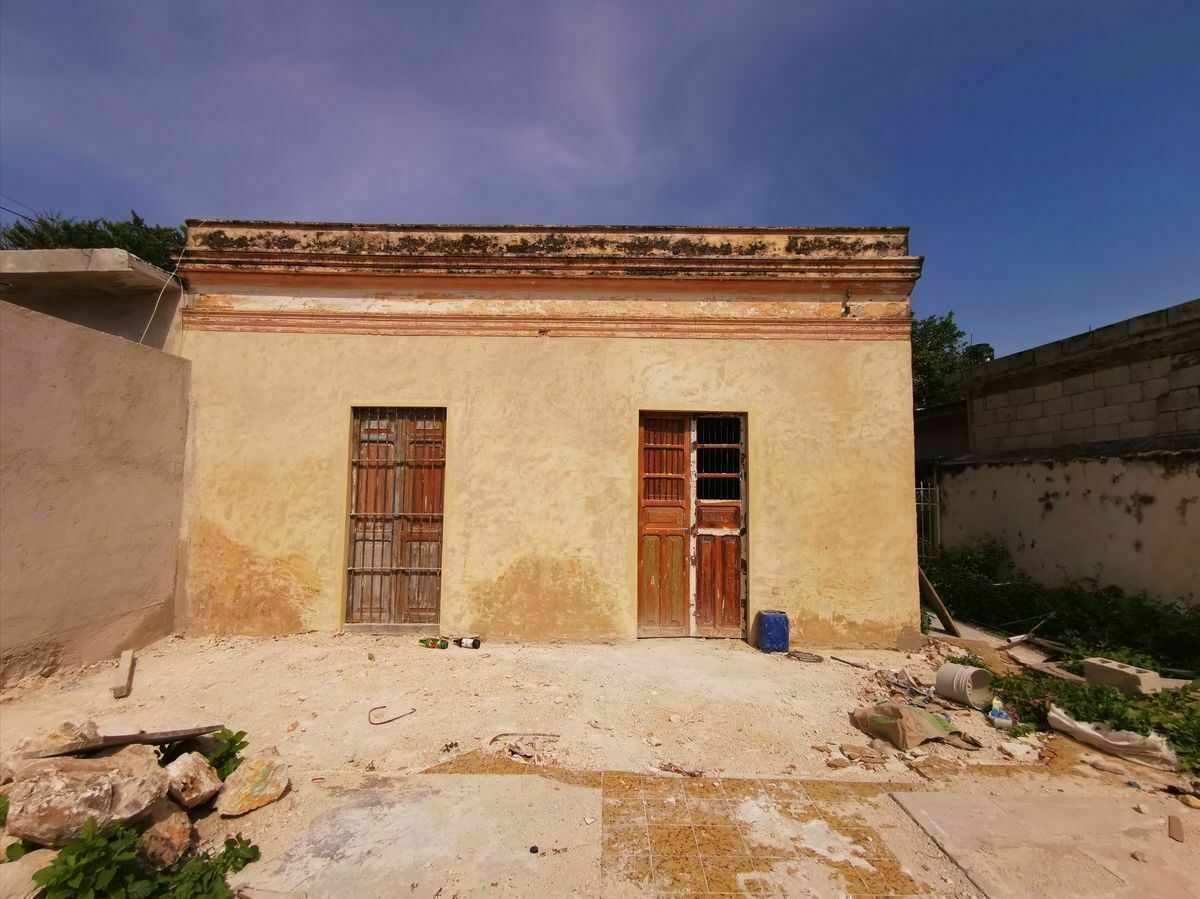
(165, 752), (222, 808)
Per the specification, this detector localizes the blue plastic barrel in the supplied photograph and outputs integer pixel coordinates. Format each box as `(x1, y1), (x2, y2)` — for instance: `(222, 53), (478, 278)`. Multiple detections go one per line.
(755, 610), (789, 653)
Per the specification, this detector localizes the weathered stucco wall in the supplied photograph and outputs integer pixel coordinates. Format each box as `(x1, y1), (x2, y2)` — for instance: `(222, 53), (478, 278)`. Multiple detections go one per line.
(938, 454), (1200, 605)
(177, 331), (918, 646)
(0, 302), (190, 683)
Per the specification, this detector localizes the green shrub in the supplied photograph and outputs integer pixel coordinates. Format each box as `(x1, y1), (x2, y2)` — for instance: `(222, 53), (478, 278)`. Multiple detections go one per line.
(994, 671), (1200, 771)
(204, 728), (249, 780)
(926, 540), (1200, 672)
(30, 818), (259, 898)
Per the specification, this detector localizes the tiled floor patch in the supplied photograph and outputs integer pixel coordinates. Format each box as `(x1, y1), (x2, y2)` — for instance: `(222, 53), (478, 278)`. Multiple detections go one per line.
(423, 750), (932, 896)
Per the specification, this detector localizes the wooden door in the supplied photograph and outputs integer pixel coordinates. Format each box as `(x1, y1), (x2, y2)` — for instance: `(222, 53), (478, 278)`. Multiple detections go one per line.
(347, 408), (446, 625)
(637, 414), (690, 636)
(637, 412), (746, 638)
(694, 415), (745, 637)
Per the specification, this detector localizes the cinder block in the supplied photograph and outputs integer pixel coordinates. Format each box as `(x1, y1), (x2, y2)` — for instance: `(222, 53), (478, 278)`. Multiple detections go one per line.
(974, 408), (996, 427)
(972, 397), (985, 414)
(1094, 404), (1130, 426)
(1156, 412), (1178, 432)
(1026, 432), (1055, 448)
(1043, 395), (1072, 415)
(1082, 658), (1190, 696)
(995, 405), (1017, 422)
(1063, 372), (1095, 395)
(1140, 376), (1169, 398)
(1034, 381), (1064, 402)
(1085, 424), (1120, 442)
(1071, 389), (1105, 411)
(1103, 383), (1143, 405)
(1009, 386), (1035, 405)
(1130, 357), (1169, 381)
(1129, 399), (1158, 421)
(1035, 415), (1063, 433)
(985, 392), (1010, 410)
(998, 435), (1029, 451)
(1168, 364), (1200, 390)
(979, 422), (1009, 439)
(1009, 419), (1035, 437)
(1163, 386), (1200, 411)
(973, 436), (999, 453)
(1179, 407), (1200, 431)
(1016, 401), (1043, 420)
(1056, 428), (1088, 446)
(1119, 420), (1156, 439)
(1094, 366), (1131, 389)
(1062, 409), (1094, 430)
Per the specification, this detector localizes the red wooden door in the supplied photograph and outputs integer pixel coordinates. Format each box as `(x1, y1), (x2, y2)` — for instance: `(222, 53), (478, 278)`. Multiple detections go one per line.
(694, 415), (745, 637)
(637, 414), (690, 636)
(347, 408), (446, 625)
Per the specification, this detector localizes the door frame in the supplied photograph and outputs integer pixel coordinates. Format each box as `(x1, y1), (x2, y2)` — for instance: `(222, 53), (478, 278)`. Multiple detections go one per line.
(636, 410), (748, 639)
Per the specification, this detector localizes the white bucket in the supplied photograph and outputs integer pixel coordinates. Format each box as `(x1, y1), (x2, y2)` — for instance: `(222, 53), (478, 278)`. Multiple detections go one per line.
(935, 662), (994, 710)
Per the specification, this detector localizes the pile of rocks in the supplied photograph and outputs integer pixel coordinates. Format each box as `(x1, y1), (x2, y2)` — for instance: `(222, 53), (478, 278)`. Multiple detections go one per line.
(0, 721), (289, 893)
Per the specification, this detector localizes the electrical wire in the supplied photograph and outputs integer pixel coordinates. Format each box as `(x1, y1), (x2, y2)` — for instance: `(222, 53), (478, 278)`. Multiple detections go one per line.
(0, 204), (37, 223)
(138, 219), (207, 345)
(0, 192), (42, 216)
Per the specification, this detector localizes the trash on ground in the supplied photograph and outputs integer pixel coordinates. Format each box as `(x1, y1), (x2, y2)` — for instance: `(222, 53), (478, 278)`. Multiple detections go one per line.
(934, 662), (994, 710)
(453, 636), (482, 648)
(657, 761), (702, 777)
(368, 705), (416, 725)
(786, 650), (824, 663)
(850, 701), (981, 751)
(1047, 703), (1178, 771)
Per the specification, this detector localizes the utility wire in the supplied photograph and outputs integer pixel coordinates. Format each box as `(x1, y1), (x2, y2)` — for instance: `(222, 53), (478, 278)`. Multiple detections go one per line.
(0, 204), (37, 223)
(139, 219), (206, 345)
(0, 192), (42, 216)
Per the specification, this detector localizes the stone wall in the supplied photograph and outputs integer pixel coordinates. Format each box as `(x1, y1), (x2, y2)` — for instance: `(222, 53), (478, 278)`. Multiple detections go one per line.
(962, 300), (1199, 454)
(0, 302), (190, 684)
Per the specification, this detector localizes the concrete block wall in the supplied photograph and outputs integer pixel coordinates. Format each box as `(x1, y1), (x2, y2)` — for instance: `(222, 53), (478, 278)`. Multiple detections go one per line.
(963, 299), (1200, 454)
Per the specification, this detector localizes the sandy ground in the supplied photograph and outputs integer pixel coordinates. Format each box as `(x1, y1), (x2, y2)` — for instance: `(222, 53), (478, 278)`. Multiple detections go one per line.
(2, 634), (1195, 897)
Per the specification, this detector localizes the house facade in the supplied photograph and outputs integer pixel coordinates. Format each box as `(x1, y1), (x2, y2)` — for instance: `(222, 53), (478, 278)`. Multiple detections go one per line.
(174, 222), (924, 646)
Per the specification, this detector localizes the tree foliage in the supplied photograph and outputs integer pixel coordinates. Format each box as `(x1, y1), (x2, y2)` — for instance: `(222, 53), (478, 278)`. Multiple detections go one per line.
(0, 210), (184, 272)
(910, 311), (993, 410)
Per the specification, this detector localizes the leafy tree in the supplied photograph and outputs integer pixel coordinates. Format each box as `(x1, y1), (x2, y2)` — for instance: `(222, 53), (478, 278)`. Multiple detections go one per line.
(0, 210), (184, 272)
(910, 311), (993, 410)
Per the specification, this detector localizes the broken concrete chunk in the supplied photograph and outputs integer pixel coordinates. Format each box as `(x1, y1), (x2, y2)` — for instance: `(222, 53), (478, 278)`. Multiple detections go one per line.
(112, 649), (135, 699)
(217, 748), (289, 817)
(138, 798), (193, 869)
(166, 752), (222, 808)
(5, 744), (168, 847)
(0, 847), (58, 899)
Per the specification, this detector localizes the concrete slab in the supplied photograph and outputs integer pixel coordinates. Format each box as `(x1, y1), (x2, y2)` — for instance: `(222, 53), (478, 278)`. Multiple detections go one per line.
(893, 791), (1200, 898)
(240, 775), (602, 898)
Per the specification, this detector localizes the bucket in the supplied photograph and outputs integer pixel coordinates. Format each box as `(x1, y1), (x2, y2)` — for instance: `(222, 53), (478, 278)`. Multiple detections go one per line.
(934, 662), (993, 710)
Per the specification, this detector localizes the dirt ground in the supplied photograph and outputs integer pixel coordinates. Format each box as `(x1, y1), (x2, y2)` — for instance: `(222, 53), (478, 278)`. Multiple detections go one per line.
(1, 634), (1196, 897)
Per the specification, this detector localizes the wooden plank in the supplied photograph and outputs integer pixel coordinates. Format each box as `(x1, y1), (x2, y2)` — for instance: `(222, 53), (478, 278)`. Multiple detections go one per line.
(918, 565), (960, 637)
(111, 649), (135, 699)
(29, 724), (224, 759)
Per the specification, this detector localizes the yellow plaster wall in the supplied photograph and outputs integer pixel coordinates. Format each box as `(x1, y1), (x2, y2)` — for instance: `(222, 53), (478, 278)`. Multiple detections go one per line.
(177, 331), (918, 645)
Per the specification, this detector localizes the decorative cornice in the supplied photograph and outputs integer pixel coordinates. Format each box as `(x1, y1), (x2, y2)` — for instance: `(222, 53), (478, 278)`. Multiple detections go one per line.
(181, 307), (912, 340)
(181, 221), (923, 283)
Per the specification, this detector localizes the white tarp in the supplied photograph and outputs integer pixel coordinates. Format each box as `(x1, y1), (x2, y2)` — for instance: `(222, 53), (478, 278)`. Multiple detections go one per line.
(1047, 703), (1178, 771)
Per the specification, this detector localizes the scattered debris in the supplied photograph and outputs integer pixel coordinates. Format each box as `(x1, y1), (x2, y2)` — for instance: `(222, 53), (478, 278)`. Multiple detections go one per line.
(786, 651), (824, 663)
(583, 816), (596, 826)
(1083, 755), (1128, 776)
(657, 762), (702, 777)
(644, 734), (663, 747)
(1134, 803), (1148, 814)
(825, 757), (851, 769)
(24, 724), (223, 760)
(811, 744), (831, 753)
(165, 752), (223, 808)
(934, 662), (993, 710)
(368, 706), (416, 725)
(850, 701), (981, 751)
(441, 741), (459, 753)
(112, 649), (136, 699)
(1131, 850), (1148, 863)
(287, 721), (300, 732)
(1048, 704), (1178, 771)
(216, 748), (290, 817)
(831, 656), (870, 670)
(503, 734), (559, 764)
(419, 637), (449, 649)
(1168, 815), (1184, 843)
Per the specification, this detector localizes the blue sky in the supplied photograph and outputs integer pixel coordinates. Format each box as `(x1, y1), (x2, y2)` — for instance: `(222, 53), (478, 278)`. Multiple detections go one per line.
(1, 1), (1196, 354)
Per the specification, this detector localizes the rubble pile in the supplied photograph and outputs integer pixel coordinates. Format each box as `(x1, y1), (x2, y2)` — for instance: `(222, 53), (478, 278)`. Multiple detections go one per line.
(0, 720), (289, 893)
